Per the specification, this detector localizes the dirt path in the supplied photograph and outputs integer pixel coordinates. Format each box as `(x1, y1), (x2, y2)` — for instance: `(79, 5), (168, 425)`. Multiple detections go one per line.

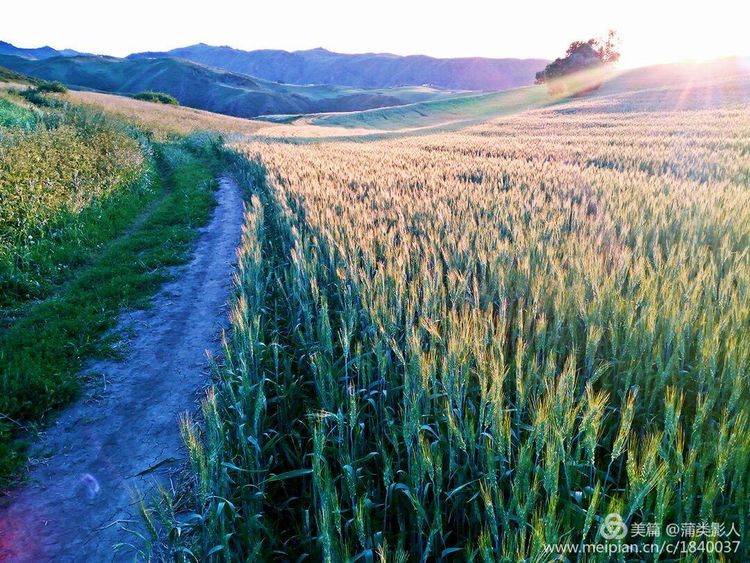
(0, 176), (244, 562)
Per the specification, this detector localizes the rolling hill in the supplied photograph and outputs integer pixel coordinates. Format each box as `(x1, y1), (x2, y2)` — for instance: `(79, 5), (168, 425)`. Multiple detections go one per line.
(296, 58), (750, 132)
(0, 54), (455, 117)
(128, 44), (548, 90)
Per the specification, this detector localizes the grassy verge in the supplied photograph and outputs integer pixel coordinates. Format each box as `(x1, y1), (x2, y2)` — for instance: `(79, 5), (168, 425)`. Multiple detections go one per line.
(0, 134), (226, 484)
(1, 99), (147, 321)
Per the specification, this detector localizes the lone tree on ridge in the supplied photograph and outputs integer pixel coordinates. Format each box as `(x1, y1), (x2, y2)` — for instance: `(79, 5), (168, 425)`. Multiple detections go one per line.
(536, 30), (621, 94)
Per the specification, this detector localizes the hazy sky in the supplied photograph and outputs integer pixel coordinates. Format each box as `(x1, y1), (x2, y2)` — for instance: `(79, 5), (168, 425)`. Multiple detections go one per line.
(4, 0), (749, 67)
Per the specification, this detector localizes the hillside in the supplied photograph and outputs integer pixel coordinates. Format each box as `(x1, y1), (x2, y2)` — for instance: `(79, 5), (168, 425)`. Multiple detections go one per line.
(65, 90), (266, 136)
(284, 58), (750, 134)
(306, 85), (551, 130)
(0, 54), (454, 117)
(0, 65), (36, 85)
(128, 43), (548, 90)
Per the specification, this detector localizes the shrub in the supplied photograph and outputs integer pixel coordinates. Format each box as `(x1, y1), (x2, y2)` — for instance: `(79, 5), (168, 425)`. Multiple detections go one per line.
(134, 91), (179, 106)
(19, 88), (66, 108)
(36, 81), (68, 94)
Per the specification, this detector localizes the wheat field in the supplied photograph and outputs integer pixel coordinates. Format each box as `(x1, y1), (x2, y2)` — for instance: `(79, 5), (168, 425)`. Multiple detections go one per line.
(156, 98), (750, 561)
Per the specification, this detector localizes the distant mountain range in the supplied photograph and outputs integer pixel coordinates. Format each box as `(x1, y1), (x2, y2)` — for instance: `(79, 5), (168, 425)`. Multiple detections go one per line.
(128, 44), (548, 91)
(0, 40), (88, 59)
(0, 53), (457, 117)
(3, 40), (547, 91)
(0, 40), (548, 117)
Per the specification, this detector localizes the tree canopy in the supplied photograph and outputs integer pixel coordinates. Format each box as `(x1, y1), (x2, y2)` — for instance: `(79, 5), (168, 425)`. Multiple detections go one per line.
(536, 31), (620, 85)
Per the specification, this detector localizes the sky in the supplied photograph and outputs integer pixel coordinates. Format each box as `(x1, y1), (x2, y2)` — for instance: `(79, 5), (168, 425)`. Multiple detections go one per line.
(3, 0), (749, 68)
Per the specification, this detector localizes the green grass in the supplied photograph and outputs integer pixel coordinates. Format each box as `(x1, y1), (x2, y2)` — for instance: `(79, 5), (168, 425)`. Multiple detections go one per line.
(0, 96), (36, 129)
(0, 131), (226, 484)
